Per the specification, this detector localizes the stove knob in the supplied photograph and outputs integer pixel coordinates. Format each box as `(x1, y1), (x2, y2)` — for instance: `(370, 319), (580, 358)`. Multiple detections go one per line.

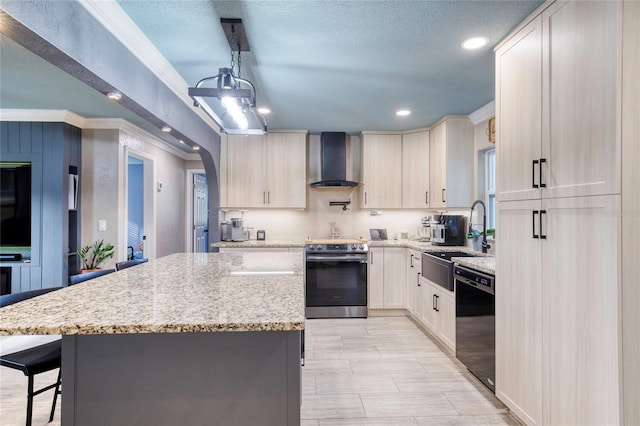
(351, 244), (357, 250)
(308, 245), (315, 251)
(316, 245), (323, 250)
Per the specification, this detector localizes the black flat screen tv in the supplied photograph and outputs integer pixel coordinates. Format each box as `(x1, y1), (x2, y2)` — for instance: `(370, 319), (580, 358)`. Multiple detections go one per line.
(0, 163), (31, 254)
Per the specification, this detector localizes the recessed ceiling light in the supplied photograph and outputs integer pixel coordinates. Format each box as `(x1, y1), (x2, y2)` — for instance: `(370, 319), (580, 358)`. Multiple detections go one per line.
(461, 36), (490, 50)
(396, 110), (411, 117)
(257, 108), (271, 115)
(106, 91), (122, 101)
(192, 146), (200, 151)
(179, 140), (185, 144)
(161, 126), (172, 133)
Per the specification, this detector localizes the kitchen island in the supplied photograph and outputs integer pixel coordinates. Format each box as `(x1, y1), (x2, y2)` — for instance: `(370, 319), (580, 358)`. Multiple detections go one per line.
(0, 252), (305, 426)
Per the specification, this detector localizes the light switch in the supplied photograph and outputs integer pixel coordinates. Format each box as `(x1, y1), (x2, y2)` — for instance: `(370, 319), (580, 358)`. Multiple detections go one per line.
(98, 220), (107, 231)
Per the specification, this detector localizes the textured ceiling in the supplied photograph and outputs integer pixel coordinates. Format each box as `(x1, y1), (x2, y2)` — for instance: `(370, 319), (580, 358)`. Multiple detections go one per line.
(0, 0), (543, 141)
(117, 0), (543, 134)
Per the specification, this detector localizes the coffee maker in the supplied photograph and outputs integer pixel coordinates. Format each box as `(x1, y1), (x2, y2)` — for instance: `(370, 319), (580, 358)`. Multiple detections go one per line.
(430, 215), (466, 246)
(221, 218), (246, 241)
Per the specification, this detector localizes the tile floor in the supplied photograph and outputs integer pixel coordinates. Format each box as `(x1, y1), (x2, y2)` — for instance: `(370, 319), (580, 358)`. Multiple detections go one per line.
(0, 316), (520, 425)
(302, 316), (520, 426)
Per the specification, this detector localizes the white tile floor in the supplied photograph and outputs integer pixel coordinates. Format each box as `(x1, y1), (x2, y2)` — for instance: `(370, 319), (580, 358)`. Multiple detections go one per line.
(0, 316), (520, 425)
(302, 316), (520, 426)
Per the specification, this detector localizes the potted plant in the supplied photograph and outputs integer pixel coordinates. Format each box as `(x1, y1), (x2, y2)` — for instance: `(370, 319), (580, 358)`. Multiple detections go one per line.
(77, 239), (115, 272)
(466, 228), (495, 252)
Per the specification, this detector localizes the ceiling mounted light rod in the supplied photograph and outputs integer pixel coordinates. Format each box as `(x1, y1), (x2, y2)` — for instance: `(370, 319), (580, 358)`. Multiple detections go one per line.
(188, 18), (267, 135)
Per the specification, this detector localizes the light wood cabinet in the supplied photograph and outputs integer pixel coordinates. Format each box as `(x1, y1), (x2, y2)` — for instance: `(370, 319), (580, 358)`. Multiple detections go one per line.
(420, 276), (455, 352)
(495, 200), (543, 425)
(495, 3), (627, 423)
(382, 247), (405, 308)
(222, 132), (307, 209)
(428, 117), (474, 209)
(496, 1), (621, 202)
(405, 249), (422, 314)
(402, 131), (430, 208)
(361, 133), (402, 208)
(368, 247), (405, 309)
(542, 195), (621, 426)
(265, 132), (307, 208)
(495, 16), (543, 202)
(368, 247), (384, 309)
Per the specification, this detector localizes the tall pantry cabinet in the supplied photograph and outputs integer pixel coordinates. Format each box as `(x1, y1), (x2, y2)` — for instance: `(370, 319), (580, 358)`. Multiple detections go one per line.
(495, 1), (638, 425)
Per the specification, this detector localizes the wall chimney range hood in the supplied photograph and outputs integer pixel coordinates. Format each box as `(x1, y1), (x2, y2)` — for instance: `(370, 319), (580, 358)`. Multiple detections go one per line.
(310, 132), (359, 188)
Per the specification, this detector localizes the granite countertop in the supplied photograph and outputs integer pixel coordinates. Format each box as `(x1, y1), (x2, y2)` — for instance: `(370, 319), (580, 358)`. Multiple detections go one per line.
(452, 256), (496, 275)
(212, 240), (305, 248)
(0, 252), (305, 336)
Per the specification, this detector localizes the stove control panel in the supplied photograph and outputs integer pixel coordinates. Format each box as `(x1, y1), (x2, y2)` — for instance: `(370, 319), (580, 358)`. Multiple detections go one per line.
(306, 243), (368, 253)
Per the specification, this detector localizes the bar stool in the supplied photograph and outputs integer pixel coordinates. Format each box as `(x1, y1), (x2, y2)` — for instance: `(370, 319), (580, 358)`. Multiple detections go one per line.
(0, 287), (63, 425)
(68, 268), (115, 286)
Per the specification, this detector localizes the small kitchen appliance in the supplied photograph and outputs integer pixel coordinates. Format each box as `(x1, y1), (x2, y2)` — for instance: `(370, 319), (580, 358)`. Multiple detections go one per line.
(430, 215), (466, 246)
(221, 218), (246, 242)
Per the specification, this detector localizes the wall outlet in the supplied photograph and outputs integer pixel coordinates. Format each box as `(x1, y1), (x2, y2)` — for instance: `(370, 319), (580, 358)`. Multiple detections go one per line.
(98, 219), (107, 231)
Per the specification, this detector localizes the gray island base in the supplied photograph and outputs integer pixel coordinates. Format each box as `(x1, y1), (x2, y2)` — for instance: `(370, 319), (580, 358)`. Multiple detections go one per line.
(62, 331), (301, 426)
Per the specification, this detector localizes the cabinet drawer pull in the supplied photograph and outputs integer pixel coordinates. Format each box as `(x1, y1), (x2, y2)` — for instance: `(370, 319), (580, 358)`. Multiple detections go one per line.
(532, 210), (539, 239)
(540, 209), (547, 239)
(539, 158), (547, 188)
(532, 160), (539, 188)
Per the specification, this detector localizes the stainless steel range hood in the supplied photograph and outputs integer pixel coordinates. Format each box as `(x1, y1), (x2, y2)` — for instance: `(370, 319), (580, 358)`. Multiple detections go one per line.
(310, 132), (359, 188)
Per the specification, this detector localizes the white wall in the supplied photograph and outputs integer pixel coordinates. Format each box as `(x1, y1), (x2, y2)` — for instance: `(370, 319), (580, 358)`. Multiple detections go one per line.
(81, 127), (188, 265)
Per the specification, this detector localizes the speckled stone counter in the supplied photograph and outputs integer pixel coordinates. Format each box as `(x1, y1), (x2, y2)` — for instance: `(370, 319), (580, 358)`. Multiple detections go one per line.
(212, 240), (305, 249)
(452, 256), (496, 275)
(0, 252), (305, 335)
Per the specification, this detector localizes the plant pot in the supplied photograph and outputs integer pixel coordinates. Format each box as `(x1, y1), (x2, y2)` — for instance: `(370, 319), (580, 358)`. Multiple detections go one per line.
(80, 268), (102, 274)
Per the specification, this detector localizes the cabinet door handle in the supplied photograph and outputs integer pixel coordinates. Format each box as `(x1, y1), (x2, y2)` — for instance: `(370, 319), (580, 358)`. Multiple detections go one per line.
(263, 191), (266, 204)
(441, 189), (446, 203)
(539, 158), (547, 188)
(410, 254), (414, 267)
(364, 192), (368, 205)
(532, 160), (539, 188)
(417, 273), (421, 287)
(267, 191), (270, 204)
(532, 210), (539, 239)
(435, 295), (440, 312)
(425, 191), (429, 205)
(433, 294), (436, 310)
(540, 209), (547, 239)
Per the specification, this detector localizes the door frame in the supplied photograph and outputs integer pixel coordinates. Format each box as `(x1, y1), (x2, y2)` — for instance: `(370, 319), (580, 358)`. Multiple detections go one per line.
(185, 168), (206, 252)
(122, 147), (157, 261)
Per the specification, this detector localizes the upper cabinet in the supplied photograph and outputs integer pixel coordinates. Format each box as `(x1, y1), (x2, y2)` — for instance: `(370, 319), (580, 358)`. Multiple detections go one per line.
(361, 133), (403, 208)
(402, 130), (430, 208)
(428, 117), (474, 209)
(496, 1), (621, 202)
(221, 131), (307, 209)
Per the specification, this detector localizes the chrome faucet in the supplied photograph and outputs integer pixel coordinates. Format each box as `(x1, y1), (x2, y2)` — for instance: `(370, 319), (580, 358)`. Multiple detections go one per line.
(469, 199), (491, 254)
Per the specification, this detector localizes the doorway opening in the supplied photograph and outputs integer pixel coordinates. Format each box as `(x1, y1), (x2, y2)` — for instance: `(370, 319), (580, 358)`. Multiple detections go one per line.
(124, 149), (156, 261)
(186, 169), (209, 252)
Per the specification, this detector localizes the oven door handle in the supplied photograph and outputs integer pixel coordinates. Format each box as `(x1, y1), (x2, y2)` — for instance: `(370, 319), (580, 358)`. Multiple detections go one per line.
(306, 255), (368, 262)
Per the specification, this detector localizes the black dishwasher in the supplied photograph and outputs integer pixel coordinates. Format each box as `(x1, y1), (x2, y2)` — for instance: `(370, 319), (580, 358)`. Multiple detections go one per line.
(454, 264), (495, 392)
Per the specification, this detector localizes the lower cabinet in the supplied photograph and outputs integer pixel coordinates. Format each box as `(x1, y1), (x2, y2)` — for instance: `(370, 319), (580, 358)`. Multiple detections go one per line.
(419, 276), (456, 352)
(368, 247), (405, 309)
(405, 249), (422, 314)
